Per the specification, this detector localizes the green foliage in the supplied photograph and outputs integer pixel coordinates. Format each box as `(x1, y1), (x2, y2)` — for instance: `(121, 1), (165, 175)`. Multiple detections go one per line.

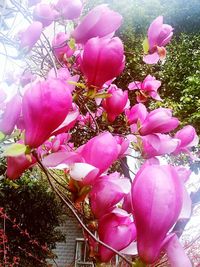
(0, 174), (65, 267)
(157, 33), (200, 133)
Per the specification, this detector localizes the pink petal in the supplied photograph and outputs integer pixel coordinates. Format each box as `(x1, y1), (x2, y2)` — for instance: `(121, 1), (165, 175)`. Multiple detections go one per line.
(143, 52), (160, 64)
(42, 151), (83, 167)
(147, 16), (163, 50)
(69, 163), (99, 185)
(164, 235), (192, 267)
(128, 81), (142, 90)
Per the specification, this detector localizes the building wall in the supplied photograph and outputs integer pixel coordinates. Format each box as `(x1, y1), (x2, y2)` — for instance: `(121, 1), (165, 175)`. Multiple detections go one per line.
(52, 216), (83, 267)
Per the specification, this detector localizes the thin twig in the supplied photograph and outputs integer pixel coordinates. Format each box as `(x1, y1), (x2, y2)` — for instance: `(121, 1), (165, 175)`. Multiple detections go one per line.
(35, 155), (132, 266)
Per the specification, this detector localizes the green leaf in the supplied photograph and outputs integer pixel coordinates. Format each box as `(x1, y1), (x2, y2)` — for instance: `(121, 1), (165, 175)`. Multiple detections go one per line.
(0, 132), (5, 141)
(94, 93), (112, 99)
(142, 37), (149, 54)
(67, 81), (86, 89)
(68, 38), (75, 49)
(4, 143), (27, 157)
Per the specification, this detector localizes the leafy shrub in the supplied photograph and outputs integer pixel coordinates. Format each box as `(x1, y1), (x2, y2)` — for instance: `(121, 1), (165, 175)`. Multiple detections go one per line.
(0, 173), (65, 267)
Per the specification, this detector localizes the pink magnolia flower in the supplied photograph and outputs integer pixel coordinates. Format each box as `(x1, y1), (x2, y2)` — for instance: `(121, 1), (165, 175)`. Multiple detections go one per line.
(173, 125), (199, 154)
(6, 153), (36, 180)
(114, 136), (129, 158)
(79, 132), (119, 175)
(98, 208), (136, 262)
(102, 85), (128, 122)
(52, 32), (74, 60)
(22, 79), (72, 148)
(128, 75), (162, 102)
(125, 103), (147, 125)
(71, 4), (122, 44)
(90, 173), (131, 218)
(164, 234), (192, 267)
(55, 0), (83, 20)
(139, 108), (179, 135)
(18, 21), (43, 52)
(132, 164), (183, 264)
(141, 133), (180, 158)
(0, 94), (21, 135)
(80, 37), (125, 89)
(33, 3), (58, 27)
(52, 103), (79, 135)
(143, 16), (173, 64)
(48, 67), (79, 92)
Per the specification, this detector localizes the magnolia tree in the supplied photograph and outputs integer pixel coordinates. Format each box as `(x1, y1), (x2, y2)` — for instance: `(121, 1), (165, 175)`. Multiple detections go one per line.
(0, 0), (199, 266)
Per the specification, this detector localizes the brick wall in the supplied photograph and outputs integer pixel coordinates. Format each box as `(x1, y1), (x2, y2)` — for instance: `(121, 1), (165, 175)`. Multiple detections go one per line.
(51, 216), (83, 267)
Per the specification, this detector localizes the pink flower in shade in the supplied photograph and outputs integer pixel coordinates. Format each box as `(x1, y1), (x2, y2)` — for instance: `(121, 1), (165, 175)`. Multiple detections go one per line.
(102, 85), (128, 122)
(22, 79), (72, 148)
(6, 154), (36, 180)
(173, 125), (199, 155)
(131, 164), (183, 264)
(48, 67), (79, 92)
(52, 32), (74, 60)
(139, 108), (179, 136)
(33, 3), (58, 27)
(79, 132), (119, 175)
(114, 135), (129, 158)
(143, 16), (173, 64)
(52, 103), (79, 136)
(141, 133), (180, 158)
(18, 21), (43, 52)
(89, 173), (131, 218)
(80, 37), (125, 89)
(55, 0), (83, 20)
(0, 94), (21, 135)
(128, 75), (162, 102)
(98, 208), (136, 262)
(125, 103), (147, 125)
(71, 4), (122, 44)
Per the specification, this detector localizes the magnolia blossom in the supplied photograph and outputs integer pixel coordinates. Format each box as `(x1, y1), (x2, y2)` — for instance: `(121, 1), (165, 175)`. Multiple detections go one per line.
(79, 132), (119, 175)
(90, 173), (131, 217)
(52, 32), (74, 60)
(6, 153), (36, 180)
(22, 79), (72, 148)
(128, 75), (162, 102)
(98, 209), (136, 262)
(80, 37), (125, 89)
(141, 133), (180, 158)
(139, 108), (179, 135)
(48, 67), (79, 92)
(18, 21), (43, 52)
(55, 0), (82, 20)
(115, 136), (129, 158)
(102, 85), (128, 122)
(0, 94), (21, 135)
(72, 4), (122, 44)
(125, 103), (147, 127)
(33, 3), (58, 27)
(132, 164), (183, 263)
(143, 16), (173, 64)
(173, 125), (199, 154)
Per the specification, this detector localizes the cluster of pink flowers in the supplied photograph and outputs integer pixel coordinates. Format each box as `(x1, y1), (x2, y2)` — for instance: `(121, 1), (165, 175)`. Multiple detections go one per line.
(0, 1), (198, 266)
